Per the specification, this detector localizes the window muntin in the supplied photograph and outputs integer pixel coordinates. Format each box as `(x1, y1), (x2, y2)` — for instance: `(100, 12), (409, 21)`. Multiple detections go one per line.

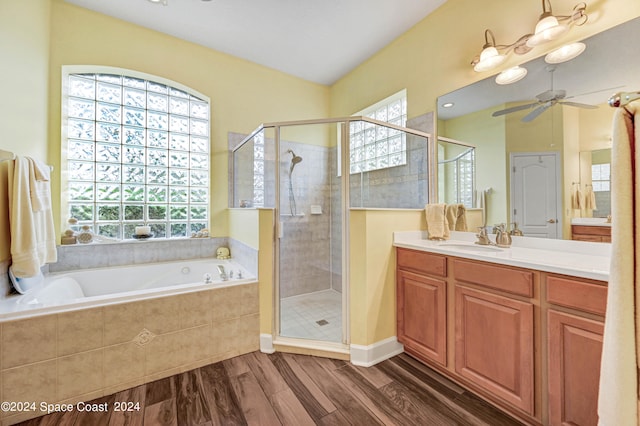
(591, 163), (610, 192)
(64, 70), (210, 239)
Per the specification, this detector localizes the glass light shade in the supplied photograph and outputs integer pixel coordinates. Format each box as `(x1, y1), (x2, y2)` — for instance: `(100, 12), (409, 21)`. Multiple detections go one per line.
(474, 46), (506, 72)
(545, 42), (586, 64)
(495, 66), (528, 85)
(526, 16), (568, 47)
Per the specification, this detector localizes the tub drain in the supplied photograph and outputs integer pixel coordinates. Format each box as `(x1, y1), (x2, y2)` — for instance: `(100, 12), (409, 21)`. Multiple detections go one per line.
(316, 319), (329, 326)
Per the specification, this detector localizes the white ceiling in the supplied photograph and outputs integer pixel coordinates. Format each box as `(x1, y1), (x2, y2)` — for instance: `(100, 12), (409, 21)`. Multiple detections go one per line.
(64, 0), (447, 85)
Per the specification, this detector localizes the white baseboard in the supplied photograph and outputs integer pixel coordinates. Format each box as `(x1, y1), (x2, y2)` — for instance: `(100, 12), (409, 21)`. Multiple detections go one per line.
(260, 333), (275, 354)
(350, 336), (404, 367)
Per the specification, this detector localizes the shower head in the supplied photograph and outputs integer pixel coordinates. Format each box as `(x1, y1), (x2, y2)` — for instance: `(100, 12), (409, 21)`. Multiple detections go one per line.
(286, 149), (303, 165)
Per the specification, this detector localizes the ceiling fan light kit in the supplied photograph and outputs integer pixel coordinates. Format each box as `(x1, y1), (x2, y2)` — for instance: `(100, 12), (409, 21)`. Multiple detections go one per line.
(471, 0), (588, 78)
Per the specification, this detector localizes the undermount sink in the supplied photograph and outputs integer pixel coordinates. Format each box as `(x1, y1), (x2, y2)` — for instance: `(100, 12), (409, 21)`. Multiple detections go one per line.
(437, 243), (503, 253)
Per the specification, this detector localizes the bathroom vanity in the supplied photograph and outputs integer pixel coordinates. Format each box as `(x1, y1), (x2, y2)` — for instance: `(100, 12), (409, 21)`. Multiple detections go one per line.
(394, 231), (609, 426)
(571, 218), (612, 242)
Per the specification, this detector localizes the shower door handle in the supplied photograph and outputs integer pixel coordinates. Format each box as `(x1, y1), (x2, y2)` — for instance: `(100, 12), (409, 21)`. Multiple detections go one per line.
(278, 221), (284, 239)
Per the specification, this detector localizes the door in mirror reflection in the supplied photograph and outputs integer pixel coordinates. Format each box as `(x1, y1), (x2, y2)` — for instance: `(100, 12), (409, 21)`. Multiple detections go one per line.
(511, 153), (560, 238)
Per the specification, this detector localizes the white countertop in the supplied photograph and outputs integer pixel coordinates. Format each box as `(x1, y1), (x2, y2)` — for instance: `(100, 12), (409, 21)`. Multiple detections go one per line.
(394, 231), (610, 282)
(571, 218), (612, 227)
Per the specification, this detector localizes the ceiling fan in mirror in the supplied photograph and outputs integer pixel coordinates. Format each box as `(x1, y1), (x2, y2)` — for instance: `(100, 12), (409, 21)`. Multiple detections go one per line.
(491, 65), (603, 122)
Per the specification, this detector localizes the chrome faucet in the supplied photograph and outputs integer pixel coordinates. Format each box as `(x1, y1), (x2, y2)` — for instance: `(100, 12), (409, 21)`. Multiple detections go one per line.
(217, 265), (228, 281)
(475, 226), (491, 245)
(495, 224), (512, 248)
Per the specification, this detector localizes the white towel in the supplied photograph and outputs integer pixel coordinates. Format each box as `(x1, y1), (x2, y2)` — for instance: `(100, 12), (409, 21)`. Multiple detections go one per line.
(425, 203), (449, 240)
(597, 103), (639, 426)
(7, 156), (57, 278)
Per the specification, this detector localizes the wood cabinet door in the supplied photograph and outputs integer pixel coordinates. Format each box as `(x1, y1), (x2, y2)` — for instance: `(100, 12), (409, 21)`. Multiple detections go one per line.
(548, 310), (603, 426)
(455, 285), (534, 414)
(397, 270), (447, 366)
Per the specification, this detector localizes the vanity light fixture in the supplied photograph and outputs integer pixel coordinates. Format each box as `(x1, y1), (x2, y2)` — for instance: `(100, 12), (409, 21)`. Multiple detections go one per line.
(442, 102), (454, 108)
(471, 0), (588, 72)
(495, 66), (528, 85)
(544, 42), (586, 63)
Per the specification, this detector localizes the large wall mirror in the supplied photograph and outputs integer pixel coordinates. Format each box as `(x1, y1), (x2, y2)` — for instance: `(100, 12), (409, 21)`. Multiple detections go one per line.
(437, 16), (640, 239)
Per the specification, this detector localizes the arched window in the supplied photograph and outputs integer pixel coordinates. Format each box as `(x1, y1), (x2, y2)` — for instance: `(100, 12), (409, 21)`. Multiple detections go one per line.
(62, 67), (210, 239)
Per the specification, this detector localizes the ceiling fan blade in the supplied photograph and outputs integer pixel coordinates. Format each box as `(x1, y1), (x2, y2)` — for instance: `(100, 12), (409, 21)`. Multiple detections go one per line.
(559, 101), (598, 109)
(492, 102), (539, 117)
(564, 85), (626, 100)
(522, 103), (552, 122)
(537, 89), (566, 102)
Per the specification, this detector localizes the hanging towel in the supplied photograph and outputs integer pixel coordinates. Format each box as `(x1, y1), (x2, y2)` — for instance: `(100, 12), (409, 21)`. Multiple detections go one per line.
(571, 185), (583, 210)
(445, 203), (468, 232)
(587, 186), (597, 211)
(7, 156), (57, 278)
(597, 103), (639, 426)
(475, 189), (486, 226)
(425, 203), (449, 240)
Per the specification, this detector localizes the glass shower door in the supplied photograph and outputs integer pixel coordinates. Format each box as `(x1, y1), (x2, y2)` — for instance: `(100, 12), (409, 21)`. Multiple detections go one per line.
(277, 122), (344, 344)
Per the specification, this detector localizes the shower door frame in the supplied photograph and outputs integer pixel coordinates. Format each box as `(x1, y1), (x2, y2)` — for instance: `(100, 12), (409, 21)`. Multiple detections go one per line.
(271, 118), (352, 350)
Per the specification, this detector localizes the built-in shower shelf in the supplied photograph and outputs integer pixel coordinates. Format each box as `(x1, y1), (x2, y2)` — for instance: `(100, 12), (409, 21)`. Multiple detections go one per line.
(280, 213), (305, 217)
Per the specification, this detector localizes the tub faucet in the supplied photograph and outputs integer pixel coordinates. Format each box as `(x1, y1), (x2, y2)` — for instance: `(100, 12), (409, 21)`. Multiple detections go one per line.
(217, 265), (228, 281)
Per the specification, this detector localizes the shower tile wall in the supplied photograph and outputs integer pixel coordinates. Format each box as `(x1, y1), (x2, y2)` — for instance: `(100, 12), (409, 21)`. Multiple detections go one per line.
(279, 142), (338, 298)
(348, 113), (433, 209)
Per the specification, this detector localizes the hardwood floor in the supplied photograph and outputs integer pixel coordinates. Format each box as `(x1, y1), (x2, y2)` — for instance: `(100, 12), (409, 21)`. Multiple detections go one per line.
(16, 351), (524, 426)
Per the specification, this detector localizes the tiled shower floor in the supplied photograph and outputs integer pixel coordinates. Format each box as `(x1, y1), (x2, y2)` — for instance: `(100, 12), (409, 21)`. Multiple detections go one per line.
(280, 289), (342, 343)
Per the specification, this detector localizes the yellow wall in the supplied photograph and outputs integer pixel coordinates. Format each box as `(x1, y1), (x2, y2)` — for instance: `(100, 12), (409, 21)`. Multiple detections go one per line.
(0, 0), (51, 262)
(349, 209), (425, 345)
(46, 0), (329, 238)
(329, 0), (640, 119)
(333, 0), (640, 346)
(439, 106), (508, 225)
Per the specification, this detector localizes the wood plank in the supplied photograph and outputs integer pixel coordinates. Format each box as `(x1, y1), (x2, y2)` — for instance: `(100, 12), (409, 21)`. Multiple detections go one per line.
(108, 385), (146, 426)
(223, 354), (251, 377)
(244, 352), (288, 396)
(270, 352), (333, 420)
(175, 370), (213, 426)
(379, 357), (488, 425)
(379, 380), (461, 426)
(316, 410), (351, 426)
(229, 371), (282, 425)
(38, 408), (79, 426)
(269, 388), (315, 426)
(146, 376), (176, 406)
(73, 394), (115, 426)
(294, 354), (383, 426)
(453, 391), (525, 426)
(332, 363), (423, 425)
(144, 398), (177, 426)
(281, 353), (336, 413)
(199, 362), (247, 426)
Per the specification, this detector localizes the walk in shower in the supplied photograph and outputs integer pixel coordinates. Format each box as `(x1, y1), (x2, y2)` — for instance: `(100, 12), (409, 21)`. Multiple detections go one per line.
(231, 117), (430, 348)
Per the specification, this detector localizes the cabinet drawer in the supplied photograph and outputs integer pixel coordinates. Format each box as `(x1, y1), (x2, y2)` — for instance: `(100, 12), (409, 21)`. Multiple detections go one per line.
(397, 248), (446, 277)
(547, 275), (607, 316)
(572, 225), (611, 237)
(452, 259), (534, 297)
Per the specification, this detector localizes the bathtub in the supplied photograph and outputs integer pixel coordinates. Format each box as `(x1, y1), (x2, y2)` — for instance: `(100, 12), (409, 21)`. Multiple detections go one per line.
(0, 258), (256, 321)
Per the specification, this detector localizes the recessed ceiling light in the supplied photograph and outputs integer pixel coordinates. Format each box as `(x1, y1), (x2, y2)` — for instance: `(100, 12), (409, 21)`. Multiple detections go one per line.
(442, 102), (454, 108)
(495, 66), (528, 85)
(545, 42), (586, 64)
(147, 0), (168, 5)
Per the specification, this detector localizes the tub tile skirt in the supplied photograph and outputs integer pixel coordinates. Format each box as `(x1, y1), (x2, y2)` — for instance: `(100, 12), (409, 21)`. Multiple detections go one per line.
(0, 282), (259, 425)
